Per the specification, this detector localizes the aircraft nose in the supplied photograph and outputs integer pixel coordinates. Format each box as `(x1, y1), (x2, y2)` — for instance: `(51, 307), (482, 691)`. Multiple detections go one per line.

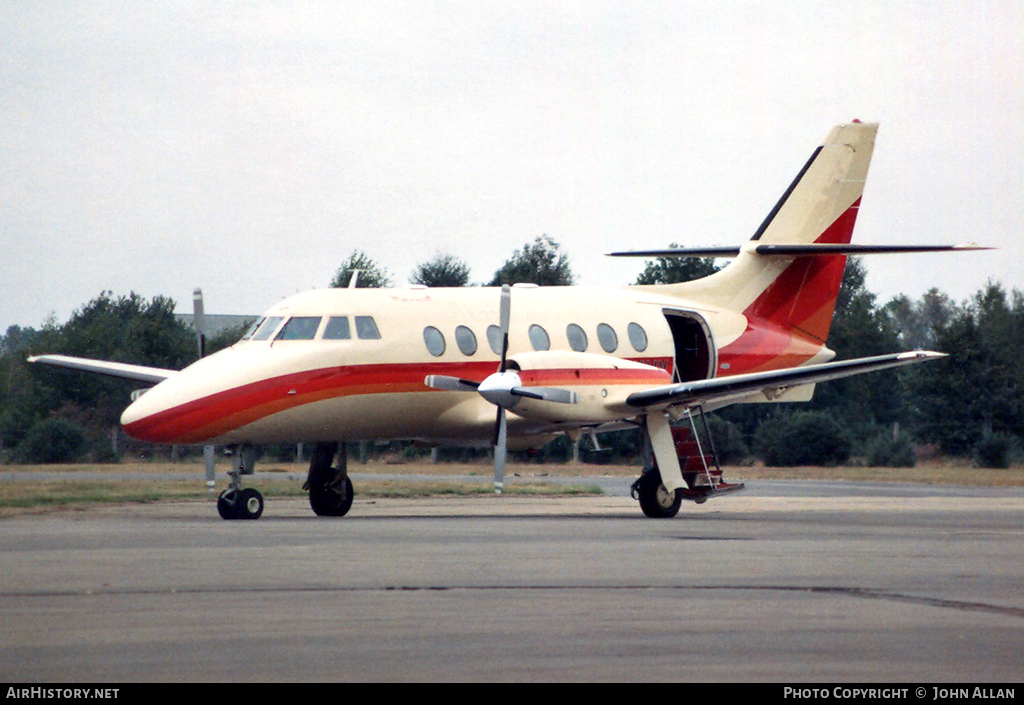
(119, 393), (147, 429)
(119, 380), (196, 444)
(120, 389), (163, 441)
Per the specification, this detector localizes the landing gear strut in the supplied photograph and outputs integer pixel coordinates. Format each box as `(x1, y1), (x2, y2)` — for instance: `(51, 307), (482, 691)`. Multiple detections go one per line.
(632, 408), (745, 518)
(303, 442), (354, 517)
(217, 445), (264, 520)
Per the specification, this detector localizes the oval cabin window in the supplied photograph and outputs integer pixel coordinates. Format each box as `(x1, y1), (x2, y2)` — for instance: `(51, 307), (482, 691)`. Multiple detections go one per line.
(423, 326), (446, 357)
(627, 322), (648, 352)
(566, 324), (588, 352)
(529, 324), (551, 351)
(455, 325), (478, 356)
(597, 323), (618, 353)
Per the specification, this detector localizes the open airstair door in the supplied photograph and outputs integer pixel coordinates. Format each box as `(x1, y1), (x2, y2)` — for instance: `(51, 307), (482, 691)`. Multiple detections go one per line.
(663, 310), (715, 384)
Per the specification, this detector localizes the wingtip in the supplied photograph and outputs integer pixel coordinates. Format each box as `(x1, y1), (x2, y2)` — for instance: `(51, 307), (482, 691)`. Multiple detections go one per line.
(899, 350), (948, 361)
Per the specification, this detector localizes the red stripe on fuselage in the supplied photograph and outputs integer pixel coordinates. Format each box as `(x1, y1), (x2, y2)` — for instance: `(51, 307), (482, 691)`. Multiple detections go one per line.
(123, 359), (673, 444)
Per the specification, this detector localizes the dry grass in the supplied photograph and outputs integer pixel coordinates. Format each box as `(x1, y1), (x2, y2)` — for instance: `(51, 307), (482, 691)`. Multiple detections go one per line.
(1, 457), (1020, 518)
(0, 460), (603, 517)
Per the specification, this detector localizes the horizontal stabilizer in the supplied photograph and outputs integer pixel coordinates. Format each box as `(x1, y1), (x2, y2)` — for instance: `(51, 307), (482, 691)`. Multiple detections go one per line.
(626, 351), (945, 410)
(607, 243), (992, 258)
(27, 354), (177, 384)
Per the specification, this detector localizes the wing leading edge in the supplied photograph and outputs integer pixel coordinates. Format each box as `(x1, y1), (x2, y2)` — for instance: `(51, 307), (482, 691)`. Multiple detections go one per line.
(27, 354), (177, 385)
(626, 351), (945, 410)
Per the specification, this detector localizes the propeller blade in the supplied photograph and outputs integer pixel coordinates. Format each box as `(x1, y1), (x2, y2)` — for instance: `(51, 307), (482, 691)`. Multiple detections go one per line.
(499, 284), (510, 372)
(511, 386), (579, 404)
(493, 406), (507, 494)
(192, 288), (206, 358)
(424, 375), (481, 392)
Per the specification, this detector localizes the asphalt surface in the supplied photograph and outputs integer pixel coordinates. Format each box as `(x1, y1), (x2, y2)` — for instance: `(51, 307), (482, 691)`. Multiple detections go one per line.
(0, 480), (1021, 683)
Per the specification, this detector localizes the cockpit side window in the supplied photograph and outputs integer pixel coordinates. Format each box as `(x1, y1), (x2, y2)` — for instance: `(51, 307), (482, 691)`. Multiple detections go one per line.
(355, 316), (381, 340)
(250, 317), (285, 341)
(276, 317), (322, 341)
(323, 317), (352, 340)
(241, 318), (263, 340)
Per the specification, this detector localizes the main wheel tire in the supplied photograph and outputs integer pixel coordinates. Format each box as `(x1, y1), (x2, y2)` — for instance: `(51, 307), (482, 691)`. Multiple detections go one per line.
(236, 488), (264, 520)
(636, 470), (683, 519)
(217, 489), (240, 520)
(309, 476), (354, 517)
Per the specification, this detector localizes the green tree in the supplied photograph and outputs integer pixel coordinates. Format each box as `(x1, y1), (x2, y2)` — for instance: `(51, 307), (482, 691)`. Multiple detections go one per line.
(330, 251), (392, 288)
(754, 411), (852, 466)
(911, 281), (1024, 455)
(204, 322), (252, 356)
(808, 258), (903, 435)
(489, 235), (574, 287)
(411, 253), (471, 287)
(14, 417), (87, 464)
(634, 250), (720, 285)
(884, 288), (958, 351)
(2, 292), (196, 461)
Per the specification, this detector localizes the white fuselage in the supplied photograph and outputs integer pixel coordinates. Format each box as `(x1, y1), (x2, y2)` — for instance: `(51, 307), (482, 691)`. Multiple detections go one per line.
(118, 283), (795, 447)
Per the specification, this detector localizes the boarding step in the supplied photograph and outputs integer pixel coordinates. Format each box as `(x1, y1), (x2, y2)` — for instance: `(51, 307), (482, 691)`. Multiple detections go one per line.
(669, 424), (745, 502)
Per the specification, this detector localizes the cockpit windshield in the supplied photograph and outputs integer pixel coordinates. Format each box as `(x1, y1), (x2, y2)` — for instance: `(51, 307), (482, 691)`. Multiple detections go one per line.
(275, 317), (322, 341)
(249, 317), (284, 341)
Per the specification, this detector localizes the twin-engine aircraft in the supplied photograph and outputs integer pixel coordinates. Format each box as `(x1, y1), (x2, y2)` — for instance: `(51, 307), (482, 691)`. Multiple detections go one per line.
(30, 121), (985, 520)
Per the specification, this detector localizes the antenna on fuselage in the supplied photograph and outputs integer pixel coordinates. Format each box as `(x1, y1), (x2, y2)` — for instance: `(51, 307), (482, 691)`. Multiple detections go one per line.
(348, 270), (360, 289)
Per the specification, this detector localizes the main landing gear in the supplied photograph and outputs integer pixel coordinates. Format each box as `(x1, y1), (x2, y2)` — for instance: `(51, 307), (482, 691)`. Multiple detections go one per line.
(631, 410), (745, 519)
(303, 442), (354, 517)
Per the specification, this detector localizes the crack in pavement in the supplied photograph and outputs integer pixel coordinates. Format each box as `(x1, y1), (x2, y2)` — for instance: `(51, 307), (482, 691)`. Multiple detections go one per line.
(2, 584), (1021, 618)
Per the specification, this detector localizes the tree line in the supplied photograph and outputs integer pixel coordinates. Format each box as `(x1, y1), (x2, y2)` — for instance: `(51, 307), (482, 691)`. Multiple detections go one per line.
(2, 235), (1020, 468)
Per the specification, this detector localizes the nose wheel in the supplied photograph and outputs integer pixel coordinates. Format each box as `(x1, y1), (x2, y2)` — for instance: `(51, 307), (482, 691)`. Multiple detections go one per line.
(217, 487), (265, 520)
(217, 445), (264, 520)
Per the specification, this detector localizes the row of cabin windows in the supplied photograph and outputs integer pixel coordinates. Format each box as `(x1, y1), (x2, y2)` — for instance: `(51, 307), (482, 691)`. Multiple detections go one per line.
(243, 315), (649, 358)
(423, 322), (649, 357)
(244, 315), (381, 342)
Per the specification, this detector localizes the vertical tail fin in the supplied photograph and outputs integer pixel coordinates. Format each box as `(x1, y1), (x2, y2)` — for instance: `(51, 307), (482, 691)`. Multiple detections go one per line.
(676, 121), (877, 344)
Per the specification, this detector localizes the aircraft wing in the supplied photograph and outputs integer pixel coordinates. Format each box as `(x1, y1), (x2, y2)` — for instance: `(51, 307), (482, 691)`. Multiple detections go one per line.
(27, 354), (178, 385)
(625, 351), (945, 410)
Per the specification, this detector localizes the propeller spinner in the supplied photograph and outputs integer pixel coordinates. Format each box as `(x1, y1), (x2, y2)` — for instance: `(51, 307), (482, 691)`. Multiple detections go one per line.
(424, 284), (578, 493)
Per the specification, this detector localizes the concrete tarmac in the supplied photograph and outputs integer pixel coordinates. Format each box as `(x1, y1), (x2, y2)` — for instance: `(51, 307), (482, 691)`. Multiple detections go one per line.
(0, 481), (1021, 682)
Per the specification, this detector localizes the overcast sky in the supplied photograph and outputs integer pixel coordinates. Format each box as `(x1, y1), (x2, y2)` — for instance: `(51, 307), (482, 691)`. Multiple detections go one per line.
(2, 1), (1021, 332)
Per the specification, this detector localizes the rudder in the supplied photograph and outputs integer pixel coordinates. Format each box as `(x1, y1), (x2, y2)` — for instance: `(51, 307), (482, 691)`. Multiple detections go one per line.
(677, 121), (877, 345)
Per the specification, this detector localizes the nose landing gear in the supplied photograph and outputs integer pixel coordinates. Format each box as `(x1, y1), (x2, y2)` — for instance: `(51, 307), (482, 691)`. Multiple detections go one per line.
(217, 445), (264, 520)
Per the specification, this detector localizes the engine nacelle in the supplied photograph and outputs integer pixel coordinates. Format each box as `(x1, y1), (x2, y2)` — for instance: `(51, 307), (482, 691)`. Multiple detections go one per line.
(504, 351), (671, 424)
